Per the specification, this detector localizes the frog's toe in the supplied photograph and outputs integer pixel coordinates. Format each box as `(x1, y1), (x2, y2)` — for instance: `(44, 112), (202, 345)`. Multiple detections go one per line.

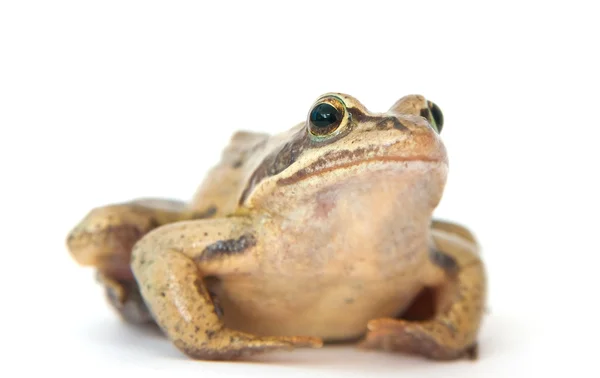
(229, 334), (323, 355)
(360, 318), (476, 360)
(261, 335), (324, 349)
(99, 273), (154, 324)
(176, 332), (323, 360)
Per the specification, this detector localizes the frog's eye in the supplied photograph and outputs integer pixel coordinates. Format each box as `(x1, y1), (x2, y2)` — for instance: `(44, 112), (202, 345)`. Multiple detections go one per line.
(421, 101), (444, 134)
(308, 97), (346, 137)
(428, 101), (444, 133)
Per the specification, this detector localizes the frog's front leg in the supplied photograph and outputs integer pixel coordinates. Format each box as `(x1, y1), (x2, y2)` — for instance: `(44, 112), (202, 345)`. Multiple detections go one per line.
(131, 217), (323, 360)
(66, 198), (215, 323)
(361, 228), (486, 360)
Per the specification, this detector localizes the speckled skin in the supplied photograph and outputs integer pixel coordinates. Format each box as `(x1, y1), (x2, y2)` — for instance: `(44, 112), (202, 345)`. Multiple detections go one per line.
(66, 93), (486, 361)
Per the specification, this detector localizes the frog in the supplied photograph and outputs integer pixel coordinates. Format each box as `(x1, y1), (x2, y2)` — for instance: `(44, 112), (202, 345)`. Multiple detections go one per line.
(66, 93), (486, 361)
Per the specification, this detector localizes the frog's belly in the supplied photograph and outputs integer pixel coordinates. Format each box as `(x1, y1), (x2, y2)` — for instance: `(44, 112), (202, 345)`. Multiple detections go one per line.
(215, 276), (424, 341)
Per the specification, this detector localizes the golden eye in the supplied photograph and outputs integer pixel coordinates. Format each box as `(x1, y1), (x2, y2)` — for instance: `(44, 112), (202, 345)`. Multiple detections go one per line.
(308, 97), (345, 137)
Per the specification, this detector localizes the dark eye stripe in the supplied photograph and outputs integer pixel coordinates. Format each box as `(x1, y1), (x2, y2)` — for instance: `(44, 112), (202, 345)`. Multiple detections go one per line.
(238, 129), (308, 205)
(238, 109), (359, 206)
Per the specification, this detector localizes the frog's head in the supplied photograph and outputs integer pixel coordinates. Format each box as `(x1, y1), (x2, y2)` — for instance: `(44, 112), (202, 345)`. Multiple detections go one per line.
(240, 93), (449, 215)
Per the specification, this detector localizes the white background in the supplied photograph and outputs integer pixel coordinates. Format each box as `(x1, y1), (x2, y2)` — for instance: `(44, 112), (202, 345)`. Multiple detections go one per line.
(1, 1), (599, 377)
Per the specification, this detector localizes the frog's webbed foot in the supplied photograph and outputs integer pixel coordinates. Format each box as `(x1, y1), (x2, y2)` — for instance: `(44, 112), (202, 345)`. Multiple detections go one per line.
(66, 198), (214, 323)
(360, 232), (486, 360)
(360, 317), (479, 360)
(131, 218), (323, 360)
(96, 272), (154, 324)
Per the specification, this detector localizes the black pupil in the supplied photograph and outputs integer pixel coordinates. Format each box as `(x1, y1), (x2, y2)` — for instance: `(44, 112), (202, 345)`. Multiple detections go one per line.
(310, 103), (339, 128)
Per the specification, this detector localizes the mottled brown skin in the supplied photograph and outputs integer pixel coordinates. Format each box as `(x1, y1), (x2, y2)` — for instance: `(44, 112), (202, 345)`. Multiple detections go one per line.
(66, 93), (486, 361)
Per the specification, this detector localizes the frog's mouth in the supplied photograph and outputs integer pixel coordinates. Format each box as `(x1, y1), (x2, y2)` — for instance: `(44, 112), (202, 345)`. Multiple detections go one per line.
(277, 155), (445, 186)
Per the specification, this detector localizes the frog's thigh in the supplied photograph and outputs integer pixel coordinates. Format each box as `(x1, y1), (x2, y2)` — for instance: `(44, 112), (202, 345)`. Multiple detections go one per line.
(131, 217), (322, 360)
(66, 197), (208, 274)
(67, 198), (212, 324)
(362, 229), (486, 360)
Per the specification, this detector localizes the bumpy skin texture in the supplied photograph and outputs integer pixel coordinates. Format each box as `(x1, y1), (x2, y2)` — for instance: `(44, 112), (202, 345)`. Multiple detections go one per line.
(66, 93), (486, 361)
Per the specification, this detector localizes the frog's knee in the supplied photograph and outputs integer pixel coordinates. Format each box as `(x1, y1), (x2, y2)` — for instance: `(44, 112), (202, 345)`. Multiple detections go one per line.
(67, 204), (157, 268)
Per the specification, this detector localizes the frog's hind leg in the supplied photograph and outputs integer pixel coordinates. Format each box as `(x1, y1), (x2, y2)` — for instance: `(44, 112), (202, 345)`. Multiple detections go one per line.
(66, 198), (215, 324)
(97, 272), (154, 324)
(131, 217), (322, 360)
(361, 228), (486, 360)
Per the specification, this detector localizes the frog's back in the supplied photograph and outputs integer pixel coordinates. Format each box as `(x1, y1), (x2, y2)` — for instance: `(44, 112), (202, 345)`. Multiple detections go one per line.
(190, 131), (270, 216)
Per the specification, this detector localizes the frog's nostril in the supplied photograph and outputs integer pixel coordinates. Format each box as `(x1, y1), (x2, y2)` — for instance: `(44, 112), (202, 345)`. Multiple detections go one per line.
(376, 117), (408, 131)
